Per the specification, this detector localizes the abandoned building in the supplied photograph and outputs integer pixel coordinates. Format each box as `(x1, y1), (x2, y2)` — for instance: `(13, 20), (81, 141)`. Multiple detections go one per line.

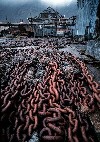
(76, 0), (99, 39)
(0, 7), (76, 38)
(27, 7), (76, 37)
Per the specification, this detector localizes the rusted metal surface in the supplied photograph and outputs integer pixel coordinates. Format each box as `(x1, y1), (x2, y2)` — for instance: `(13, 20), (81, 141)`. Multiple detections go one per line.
(0, 42), (100, 142)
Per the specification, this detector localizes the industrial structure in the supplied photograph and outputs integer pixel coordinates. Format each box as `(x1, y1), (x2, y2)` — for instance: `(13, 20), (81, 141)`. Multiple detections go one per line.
(76, 0), (99, 39)
(0, 7), (76, 37)
(28, 7), (76, 37)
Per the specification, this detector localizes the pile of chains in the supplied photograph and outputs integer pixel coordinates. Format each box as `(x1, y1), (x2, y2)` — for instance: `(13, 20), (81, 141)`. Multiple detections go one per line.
(0, 49), (16, 88)
(1, 51), (100, 142)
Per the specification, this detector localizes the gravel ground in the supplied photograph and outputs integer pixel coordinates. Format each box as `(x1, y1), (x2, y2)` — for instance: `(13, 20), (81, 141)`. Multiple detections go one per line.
(59, 44), (100, 83)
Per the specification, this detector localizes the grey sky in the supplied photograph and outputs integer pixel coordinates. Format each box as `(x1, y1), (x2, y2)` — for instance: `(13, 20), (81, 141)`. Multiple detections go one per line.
(0, 0), (77, 22)
(0, 0), (77, 7)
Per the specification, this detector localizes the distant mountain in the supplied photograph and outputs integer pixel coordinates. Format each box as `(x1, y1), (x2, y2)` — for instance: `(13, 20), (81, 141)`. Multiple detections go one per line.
(0, 1), (77, 23)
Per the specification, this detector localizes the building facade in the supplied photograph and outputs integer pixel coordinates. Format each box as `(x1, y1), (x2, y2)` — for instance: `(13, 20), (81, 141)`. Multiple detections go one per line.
(28, 7), (76, 37)
(76, 0), (99, 39)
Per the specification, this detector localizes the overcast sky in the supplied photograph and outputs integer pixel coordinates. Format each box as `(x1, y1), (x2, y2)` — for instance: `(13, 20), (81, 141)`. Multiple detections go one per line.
(0, 0), (77, 22)
(0, 0), (77, 7)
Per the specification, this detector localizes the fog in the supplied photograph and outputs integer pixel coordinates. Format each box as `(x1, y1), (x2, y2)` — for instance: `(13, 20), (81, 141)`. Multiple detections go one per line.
(0, 0), (77, 22)
(0, 0), (76, 7)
